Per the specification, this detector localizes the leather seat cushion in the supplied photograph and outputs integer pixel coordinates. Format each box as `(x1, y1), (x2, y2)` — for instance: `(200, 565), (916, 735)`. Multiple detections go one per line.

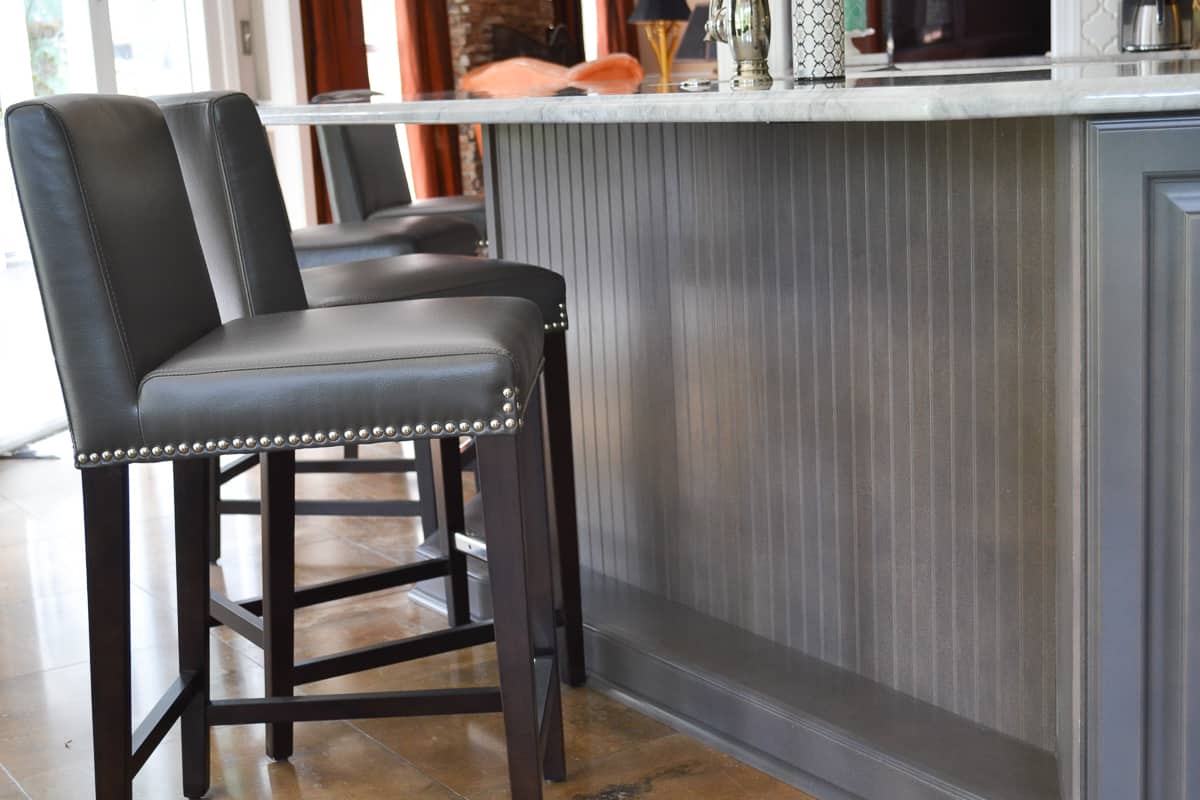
(291, 216), (479, 270)
(136, 297), (542, 451)
(300, 254), (568, 330)
(369, 195), (487, 237)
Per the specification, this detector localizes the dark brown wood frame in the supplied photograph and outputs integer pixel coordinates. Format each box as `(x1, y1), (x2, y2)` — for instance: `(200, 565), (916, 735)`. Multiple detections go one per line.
(81, 393), (565, 799)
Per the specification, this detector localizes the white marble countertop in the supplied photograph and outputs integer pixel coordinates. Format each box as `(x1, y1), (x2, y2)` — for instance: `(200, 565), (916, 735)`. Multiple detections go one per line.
(258, 52), (1200, 125)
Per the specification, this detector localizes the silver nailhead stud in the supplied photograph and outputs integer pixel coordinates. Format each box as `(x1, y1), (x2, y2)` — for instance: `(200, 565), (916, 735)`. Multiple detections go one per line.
(444, 422), (457, 433)
(502, 387), (514, 399)
(400, 425), (413, 437)
(301, 433), (313, 444)
(314, 432), (327, 443)
(273, 435), (285, 446)
(329, 430), (340, 441)
(77, 454), (88, 464)
(217, 440), (229, 450)
(372, 427), (384, 438)
(430, 423), (442, 434)
(288, 434), (299, 445)
(359, 428), (370, 439)
(192, 442), (204, 453)
(259, 436), (271, 447)
(232, 438), (243, 448)
(89, 453), (100, 463)
(139, 447), (150, 457)
(343, 429), (355, 441)
(152, 446), (164, 457)
(472, 421), (484, 432)
(504, 418), (517, 429)
(490, 419), (501, 430)
(164, 445), (176, 455)
(415, 424), (427, 435)
(502, 402), (514, 414)
(205, 441), (216, 452)
(178, 444), (189, 454)
(385, 426), (397, 437)
(113, 449), (124, 460)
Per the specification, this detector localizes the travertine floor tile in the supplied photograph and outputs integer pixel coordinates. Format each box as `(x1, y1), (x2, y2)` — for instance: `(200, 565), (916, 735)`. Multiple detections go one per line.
(0, 444), (817, 799)
(473, 733), (815, 800)
(0, 766), (27, 799)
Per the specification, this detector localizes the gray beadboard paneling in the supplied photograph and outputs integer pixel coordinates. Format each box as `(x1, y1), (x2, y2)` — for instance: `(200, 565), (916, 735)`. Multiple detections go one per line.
(492, 120), (1057, 750)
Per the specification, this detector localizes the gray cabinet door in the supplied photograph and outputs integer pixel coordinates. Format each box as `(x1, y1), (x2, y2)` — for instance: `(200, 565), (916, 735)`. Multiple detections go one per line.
(1087, 116), (1200, 800)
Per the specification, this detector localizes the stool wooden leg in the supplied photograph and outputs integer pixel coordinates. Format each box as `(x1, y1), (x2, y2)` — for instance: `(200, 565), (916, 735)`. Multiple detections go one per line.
(342, 444), (359, 459)
(432, 437), (470, 625)
(478, 392), (567, 798)
(206, 457), (221, 562)
(82, 465), (133, 800)
(415, 441), (440, 537)
(261, 451), (295, 760)
(544, 332), (585, 685)
(174, 459), (212, 797)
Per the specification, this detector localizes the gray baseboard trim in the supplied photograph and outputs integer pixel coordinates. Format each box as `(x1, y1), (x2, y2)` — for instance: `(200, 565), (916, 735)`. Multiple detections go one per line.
(586, 674), (862, 800)
(582, 571), (1059, 800)
(408, 551), (1059, 800)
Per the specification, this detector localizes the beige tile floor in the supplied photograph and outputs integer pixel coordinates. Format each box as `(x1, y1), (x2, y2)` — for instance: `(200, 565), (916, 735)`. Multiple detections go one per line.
(0, 437), (817, 799)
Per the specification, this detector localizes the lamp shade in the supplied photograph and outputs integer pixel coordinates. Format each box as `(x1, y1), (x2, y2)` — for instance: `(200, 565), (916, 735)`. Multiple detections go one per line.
(628, 0), (692, 23)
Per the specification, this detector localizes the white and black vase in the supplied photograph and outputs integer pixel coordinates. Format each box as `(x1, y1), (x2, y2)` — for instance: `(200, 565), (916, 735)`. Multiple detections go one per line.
(792, 0), (845, 81)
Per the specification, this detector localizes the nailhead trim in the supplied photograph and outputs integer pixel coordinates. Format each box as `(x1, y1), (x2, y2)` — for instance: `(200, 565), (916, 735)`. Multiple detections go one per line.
(72, 383), (529, 467)
(544, 302), (569, 331)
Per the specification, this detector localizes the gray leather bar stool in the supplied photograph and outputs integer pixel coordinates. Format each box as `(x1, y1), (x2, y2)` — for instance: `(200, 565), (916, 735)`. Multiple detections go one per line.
(312, 89), (488, 238)
(160, 92), (467, 541)
(159, 91), (585, 687)
(6, 93), (565, 800)
(288, 90), (480, 268)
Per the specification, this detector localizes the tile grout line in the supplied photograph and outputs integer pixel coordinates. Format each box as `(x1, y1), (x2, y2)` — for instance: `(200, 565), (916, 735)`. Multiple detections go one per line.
(0, 762), (33, 800)
(341, 720), (471, 800)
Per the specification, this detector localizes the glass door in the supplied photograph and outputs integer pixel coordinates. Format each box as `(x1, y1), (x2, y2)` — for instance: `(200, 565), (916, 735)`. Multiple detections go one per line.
(0, 0), (219, 454)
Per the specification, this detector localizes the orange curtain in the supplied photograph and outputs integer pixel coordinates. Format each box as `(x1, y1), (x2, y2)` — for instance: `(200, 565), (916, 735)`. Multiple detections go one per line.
(395, 0), (463, 198)
(299, 0), (370, 223)
(596, 0), (640, 57)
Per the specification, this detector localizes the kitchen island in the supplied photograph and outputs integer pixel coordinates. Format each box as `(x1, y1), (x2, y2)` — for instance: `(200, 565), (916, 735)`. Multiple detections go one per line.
(260, 55), (1200, 800)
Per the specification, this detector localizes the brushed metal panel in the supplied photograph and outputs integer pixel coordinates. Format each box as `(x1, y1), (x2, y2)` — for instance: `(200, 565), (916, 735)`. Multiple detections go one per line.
(492, 120), (1057, 750)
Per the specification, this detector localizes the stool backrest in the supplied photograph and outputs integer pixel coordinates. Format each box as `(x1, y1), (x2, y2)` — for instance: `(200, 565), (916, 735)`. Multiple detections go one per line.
(157, 92), (309, 321)
(5, 94), (221, 456)
(312, 91), (412, 222)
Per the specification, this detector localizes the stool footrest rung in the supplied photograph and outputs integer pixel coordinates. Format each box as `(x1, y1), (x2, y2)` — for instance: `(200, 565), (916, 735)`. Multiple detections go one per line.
(208, 592), (264, 645)
(218, 454), (259, 484)
(240, 559), (451, 619)
(208, 688), (502, 725)
(295, 457), (415, 474)
(294, 621), (496, 685)
(219, 498), (422, 517)
(131, 672), (200, 774)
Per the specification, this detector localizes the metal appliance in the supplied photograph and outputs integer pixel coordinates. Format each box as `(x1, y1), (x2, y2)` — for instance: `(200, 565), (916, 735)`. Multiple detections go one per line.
(1122, 0), (1191, 51)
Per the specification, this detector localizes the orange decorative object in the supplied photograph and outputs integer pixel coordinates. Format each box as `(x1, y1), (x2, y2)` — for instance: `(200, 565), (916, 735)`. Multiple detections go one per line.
(461, 54), (645, 98)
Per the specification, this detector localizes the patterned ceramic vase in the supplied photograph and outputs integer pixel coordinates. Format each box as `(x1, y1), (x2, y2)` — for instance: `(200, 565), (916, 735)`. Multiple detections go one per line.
(792, 0), (845, 80)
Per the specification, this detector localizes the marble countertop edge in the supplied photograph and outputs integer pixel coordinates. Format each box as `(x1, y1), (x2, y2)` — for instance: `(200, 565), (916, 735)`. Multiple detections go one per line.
(257, 69), (1200, 126)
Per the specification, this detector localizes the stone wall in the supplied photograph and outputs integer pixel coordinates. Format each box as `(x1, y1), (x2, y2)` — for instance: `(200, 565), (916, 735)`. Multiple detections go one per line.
(446, 0), (557, 194)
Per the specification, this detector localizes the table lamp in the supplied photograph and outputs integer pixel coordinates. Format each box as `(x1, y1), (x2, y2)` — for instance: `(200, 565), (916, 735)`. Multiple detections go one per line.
(628, 0), (693, 85)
